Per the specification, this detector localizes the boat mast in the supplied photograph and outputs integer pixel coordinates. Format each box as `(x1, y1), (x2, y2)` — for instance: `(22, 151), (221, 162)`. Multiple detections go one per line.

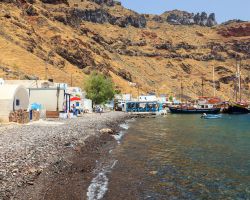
(213, 66), (216, 97)
(235, 60), (238, 102)
(236, 59), (241, 102)
(239, 59), (242, 102)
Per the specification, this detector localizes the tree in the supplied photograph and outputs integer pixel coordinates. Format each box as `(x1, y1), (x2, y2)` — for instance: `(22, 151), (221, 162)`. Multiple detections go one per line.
(84, 72), (116, 105)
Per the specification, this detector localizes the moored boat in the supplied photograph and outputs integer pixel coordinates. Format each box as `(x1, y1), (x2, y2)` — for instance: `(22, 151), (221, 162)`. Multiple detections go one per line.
(225, 59), (250, 114)
(169, 106), (221, 114)
(226, 103), (249, 114)
(201, 114), (222, 119)
(169, 97), (222, 114)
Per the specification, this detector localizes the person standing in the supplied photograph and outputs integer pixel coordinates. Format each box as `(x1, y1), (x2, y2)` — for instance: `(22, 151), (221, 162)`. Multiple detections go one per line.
(72, 104), (77, 116)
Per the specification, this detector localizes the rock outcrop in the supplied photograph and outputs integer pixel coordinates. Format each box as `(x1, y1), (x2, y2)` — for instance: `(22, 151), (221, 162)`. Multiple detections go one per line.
(218, 22), (250, 37)
(40, 0), (69, 5)
(222, 19), (247, 25)
(88, 0), (116, 6)
(156, 41), (197, 51)
(65, 8), (146, 28)
(161, 10), (217, 27)
(50, 36), (95, 69)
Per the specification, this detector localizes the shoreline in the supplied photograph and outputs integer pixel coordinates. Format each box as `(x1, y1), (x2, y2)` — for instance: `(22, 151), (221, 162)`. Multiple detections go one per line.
(0, 112), (131, 200)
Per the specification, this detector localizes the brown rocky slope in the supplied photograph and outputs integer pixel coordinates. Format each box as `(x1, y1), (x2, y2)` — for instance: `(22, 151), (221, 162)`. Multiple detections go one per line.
(0, 0), (249, 100)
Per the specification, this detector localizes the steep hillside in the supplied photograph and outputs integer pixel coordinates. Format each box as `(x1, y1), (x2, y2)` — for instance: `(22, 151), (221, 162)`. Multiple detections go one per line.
(0, 0), (249, 100)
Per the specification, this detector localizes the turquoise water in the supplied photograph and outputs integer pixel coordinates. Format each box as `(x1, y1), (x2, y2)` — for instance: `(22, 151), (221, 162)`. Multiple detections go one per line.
(105, 114), (250, 200)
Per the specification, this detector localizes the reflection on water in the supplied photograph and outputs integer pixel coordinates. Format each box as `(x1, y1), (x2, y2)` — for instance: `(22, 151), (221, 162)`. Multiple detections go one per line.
(106, 114), (250, 200)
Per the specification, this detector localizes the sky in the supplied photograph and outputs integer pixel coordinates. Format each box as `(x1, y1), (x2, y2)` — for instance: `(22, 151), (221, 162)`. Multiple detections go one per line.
(119, 0), (250, 23)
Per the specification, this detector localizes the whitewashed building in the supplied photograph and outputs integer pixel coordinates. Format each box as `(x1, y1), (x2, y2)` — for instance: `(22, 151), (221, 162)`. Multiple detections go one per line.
(0, 84), (29, 121)
(28, 87), (65, 112)
(0, 78), (4, 86)
(139, 94), (157, 102)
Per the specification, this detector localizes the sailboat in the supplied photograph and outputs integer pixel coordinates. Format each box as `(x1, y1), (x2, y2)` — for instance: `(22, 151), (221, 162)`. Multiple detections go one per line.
(169, 74), (221, 114)
(227, 60), (249, 114)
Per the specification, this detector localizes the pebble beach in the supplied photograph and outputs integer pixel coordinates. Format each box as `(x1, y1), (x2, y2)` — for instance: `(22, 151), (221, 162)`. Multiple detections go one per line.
(0, 112), (129, 200)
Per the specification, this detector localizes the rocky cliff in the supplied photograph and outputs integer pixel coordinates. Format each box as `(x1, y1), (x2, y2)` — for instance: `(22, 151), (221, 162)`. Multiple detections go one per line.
(0, 0), (249, 99)
(160, 10), (217, 27)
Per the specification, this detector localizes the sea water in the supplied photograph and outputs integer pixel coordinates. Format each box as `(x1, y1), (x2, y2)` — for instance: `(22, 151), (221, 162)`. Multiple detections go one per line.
(104, 114), (250, 200)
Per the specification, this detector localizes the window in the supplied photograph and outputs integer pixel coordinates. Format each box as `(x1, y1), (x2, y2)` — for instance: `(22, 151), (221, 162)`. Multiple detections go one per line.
(16, 99), (20, 106)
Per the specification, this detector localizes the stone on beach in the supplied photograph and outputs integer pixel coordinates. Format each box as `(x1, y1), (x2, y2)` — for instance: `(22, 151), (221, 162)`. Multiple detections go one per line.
(100, 128), (115, 135)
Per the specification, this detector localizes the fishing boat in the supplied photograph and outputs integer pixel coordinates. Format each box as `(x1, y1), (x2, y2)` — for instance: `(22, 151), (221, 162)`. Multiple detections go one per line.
(226, 60), (249, 114)
(169, 68), (221, 114)
(169, 104), (221, 114)
(227, 102), (249, 114)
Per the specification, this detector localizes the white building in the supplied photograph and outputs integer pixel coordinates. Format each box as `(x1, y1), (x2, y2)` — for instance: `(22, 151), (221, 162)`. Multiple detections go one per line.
(83, 99), (93, 112)
(66, 87), (85, 99)
(0, 84), (29, 122)
(28, 88), (65, 112)
(139, 94), (157, 102)
(158, 94), (169, 103)
(0, 78), (4, 86)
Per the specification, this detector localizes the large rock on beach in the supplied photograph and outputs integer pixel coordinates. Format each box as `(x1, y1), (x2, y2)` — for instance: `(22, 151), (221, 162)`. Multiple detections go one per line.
(100, 128), (114, 135)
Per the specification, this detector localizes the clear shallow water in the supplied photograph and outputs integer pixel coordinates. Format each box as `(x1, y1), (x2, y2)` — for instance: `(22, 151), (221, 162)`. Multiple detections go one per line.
(105, 114), (250, 200)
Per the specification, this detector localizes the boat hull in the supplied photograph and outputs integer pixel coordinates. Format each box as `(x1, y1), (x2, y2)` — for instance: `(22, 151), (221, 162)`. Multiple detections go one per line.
(227, 105), (249, 114)
(169, 107), (221, 114)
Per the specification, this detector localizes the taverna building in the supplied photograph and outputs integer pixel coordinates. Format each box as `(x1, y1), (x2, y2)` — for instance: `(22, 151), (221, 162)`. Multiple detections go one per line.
(0, 84), (29, 122)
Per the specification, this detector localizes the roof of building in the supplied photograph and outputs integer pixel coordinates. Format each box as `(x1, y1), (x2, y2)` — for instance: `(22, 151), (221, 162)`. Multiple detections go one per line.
(5, 80), (53, 88)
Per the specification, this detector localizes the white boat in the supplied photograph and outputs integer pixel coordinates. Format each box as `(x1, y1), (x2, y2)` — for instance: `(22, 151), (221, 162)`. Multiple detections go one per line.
(201, 114), (222, 119)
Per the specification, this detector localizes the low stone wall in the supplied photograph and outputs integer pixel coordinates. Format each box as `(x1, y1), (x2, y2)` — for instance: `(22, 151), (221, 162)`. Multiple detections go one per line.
(9, 109), (30, 124)
(8, 110), (40, 124)
(31, 110), (40, 121)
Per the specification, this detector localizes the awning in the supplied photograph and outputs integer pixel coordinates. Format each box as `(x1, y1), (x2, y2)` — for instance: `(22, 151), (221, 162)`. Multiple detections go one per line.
(70, 97), (81, 101)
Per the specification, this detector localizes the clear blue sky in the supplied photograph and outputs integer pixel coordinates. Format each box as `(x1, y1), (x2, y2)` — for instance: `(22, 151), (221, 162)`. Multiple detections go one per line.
(119, 0), (250, 23)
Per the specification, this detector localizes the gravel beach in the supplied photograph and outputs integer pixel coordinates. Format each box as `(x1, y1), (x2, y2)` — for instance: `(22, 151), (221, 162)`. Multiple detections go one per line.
(0, 111), (129, 200)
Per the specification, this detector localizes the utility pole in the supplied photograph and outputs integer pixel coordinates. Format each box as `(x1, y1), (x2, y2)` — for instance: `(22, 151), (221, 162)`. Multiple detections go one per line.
(71, 73), (73, 87)
(45, 52), (51, 80)
(180, 76), (183, 103)
(201, 76), (204, 97)
(45, 62), (48, 80)
(137, 84), (140, 101)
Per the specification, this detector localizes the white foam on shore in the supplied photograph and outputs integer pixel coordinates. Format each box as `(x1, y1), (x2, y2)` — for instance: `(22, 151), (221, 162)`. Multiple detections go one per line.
(113, 121), (131, 143)
(87, 160), (118, 200)
(87, 119), (134, 199)
(119, 123), (129, 130)
(87, 172), (108, 200)
(113, 131), (124, 144)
